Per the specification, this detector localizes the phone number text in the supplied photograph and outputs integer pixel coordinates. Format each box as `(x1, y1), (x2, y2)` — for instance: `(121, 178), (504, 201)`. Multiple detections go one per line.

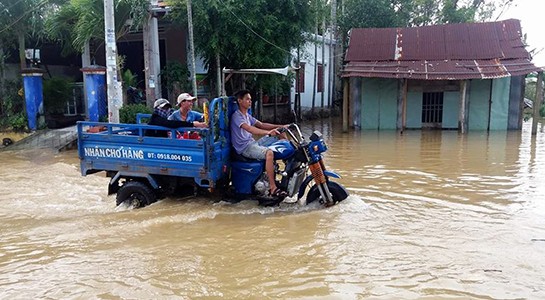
(146, 152), (193, 162)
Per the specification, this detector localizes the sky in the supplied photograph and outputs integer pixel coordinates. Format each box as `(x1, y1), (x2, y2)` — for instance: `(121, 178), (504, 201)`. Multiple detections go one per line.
(495, 0), (545, 67)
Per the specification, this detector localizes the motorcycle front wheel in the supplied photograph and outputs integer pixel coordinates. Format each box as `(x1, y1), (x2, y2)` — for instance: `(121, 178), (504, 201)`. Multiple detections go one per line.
(306, 181), (349, 205)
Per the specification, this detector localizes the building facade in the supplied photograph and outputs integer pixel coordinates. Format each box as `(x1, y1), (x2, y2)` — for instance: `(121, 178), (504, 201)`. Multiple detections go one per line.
(291, 32), (335, 112)
(342, 19), (542, 131)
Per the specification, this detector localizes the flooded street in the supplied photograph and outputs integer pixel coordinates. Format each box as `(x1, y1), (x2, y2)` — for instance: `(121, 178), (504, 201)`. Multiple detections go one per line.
(2, 119), (545, 299)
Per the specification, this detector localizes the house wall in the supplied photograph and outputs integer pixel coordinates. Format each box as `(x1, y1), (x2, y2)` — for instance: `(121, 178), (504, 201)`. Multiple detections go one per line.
(405, 80), (461, 129)
(290, 32), (334, 110)
(489, 77), (511, 130)
(354, 76), (523, 131)
(93, 25), (187, 92)
(166, 27), (187, 63)
(359, 78), (398, 129)
(406, 91), (422, 129)
(442, 91), (459, 129)
(508, 76), (524, 130)
(468, 79), (492, 130)
(467, 77), (523, 131)
(3, 63), (82, 82)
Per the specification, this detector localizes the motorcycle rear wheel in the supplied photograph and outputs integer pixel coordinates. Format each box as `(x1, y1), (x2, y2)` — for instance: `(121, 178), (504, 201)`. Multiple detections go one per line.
(306, 181), (348, 205)
(116, 181), (156, 208)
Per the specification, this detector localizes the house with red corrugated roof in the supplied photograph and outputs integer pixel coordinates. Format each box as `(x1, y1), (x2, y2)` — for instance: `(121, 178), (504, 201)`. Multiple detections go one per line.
(341, 19), (542, 131)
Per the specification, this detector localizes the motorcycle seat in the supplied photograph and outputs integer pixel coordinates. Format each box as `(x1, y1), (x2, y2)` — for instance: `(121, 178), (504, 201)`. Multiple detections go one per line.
(231, 148), (261, 163)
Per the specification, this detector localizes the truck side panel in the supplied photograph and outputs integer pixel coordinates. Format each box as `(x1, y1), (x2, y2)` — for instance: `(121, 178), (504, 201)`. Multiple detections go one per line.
(77, 97), (233, 189)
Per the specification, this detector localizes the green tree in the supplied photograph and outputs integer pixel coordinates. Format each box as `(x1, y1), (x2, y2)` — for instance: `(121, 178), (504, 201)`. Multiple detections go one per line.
(405, 0), (454, 26)
(0, 0), (66, 69)
(0, 0), (52, 122)
(338, 0), (514, 65)
(161, 61), (191, 101)
(168, 0), (313, 95)
(440, 0), (484, 24)
(339, 0), (410, 35)
(45, 0), (148, 57)
(119, 103), (151, 123)
(0, 3), (15, 103)
(45, 0), (150, 110)
(339, 0), (512, 34)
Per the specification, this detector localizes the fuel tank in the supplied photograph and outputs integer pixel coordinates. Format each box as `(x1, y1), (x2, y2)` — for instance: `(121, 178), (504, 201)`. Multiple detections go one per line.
(268, 140), (295, 160)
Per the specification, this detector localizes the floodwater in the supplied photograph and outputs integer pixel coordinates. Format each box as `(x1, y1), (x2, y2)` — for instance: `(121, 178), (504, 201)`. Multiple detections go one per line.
(1, 119), (545, 299)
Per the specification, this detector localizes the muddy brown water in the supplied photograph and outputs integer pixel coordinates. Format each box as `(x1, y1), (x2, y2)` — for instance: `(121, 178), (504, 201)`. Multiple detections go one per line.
(1, 119), (545, 299)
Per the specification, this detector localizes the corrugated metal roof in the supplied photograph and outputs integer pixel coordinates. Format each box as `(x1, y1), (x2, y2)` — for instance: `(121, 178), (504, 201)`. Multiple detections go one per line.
(343, 58), (539, 80)
(343, 19), (542, 79)
(345, 27), (396, 61)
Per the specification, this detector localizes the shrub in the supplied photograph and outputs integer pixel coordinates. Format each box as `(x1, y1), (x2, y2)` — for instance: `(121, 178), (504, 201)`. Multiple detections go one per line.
(8, 112), (28, 132)
(122, 69), (138, 87)
(161, 61), (191, 98)
(119, 104), (152, 124)
(43, 77), (73, 115)
(0, 79), (25, 131)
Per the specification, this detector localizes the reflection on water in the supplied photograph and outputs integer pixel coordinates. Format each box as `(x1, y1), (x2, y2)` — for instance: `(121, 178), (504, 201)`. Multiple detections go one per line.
(1, 120), (545, 299)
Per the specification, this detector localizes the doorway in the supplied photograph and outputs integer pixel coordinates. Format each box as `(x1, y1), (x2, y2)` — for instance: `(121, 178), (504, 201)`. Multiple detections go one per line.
(422, 92), (444, 129)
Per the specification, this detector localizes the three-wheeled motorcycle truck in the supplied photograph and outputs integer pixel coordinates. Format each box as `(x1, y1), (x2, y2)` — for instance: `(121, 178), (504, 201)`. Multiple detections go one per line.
(77, 97), (348, 208)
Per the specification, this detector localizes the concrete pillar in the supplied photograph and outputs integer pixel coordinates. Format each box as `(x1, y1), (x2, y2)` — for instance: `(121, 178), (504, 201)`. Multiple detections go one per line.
(458, 80), (468, 133)
(81, 65), (107, 122)
(532, 71), (544, 135)
(21, 68), (44, 131)
(342, 78), (349, 132)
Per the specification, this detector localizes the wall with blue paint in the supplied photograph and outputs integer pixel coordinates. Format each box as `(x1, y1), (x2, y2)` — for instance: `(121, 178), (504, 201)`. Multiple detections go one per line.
(489, 77), (510, 130)
(361, 78), (398, 129)
(354, 76), (518, 131)
(468, 79), (492, 130)
(442, 91), (460, 129)
(406, 91), (422, 129)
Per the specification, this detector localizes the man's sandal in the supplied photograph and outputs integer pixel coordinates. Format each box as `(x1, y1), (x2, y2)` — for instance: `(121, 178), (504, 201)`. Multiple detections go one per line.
(271, 188), (288, 198)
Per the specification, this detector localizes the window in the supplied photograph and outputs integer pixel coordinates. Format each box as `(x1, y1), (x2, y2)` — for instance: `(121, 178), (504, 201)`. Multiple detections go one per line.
(422, 92), (443, 124)
(66, 83), (84, 116)
(296, 63), (305, 93)
(317, 64), (324, 92)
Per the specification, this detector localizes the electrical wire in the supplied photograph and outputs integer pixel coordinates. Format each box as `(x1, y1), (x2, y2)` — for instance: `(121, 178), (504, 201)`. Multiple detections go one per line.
(215, 0), (292, 55)
(0, 0), (30, 12)
(0, 0), (51, 35)
(213, 0), (349, 69)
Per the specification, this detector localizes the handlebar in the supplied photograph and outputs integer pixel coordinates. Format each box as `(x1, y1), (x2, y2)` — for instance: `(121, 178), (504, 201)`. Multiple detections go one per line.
(265, 124), (303, 144)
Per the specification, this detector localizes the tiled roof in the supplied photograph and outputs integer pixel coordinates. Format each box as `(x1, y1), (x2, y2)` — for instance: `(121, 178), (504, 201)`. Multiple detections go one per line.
(342, 19), (542, 79)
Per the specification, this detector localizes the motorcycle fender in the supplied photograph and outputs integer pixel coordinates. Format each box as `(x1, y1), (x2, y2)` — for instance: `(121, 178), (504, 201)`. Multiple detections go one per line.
(297, 170), (341, 199)
(108, 171), (159, 195)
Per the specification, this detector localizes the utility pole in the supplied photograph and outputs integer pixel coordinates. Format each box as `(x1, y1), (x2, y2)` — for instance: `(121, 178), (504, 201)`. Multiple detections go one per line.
(144, 0), (162, 107)
(187, 0), (197, 98)
(330, 0), (336, 108)
(82, 40), (91, 120)
(321, 20), (325, 109)
(216, 53), (221, 97)
(104, 0), (121, 123)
